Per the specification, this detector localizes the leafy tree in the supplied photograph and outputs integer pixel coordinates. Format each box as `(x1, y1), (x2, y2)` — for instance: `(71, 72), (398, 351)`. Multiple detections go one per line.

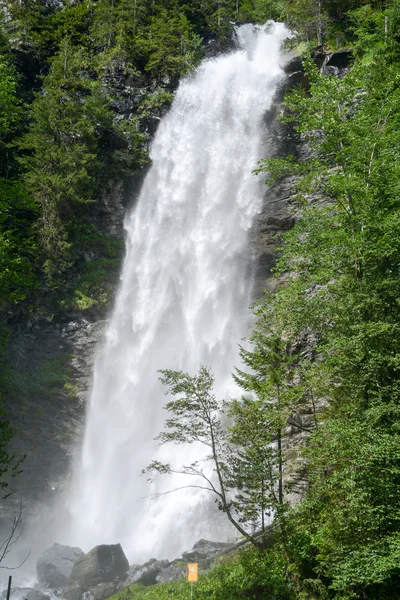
(146, 365), (280, 549)
(231, 297), (320, 561)
(147, 350), (311, 595)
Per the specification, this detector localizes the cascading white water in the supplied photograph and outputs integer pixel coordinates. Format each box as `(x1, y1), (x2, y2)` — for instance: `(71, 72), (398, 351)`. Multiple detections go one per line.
(65, 22), (289, 562)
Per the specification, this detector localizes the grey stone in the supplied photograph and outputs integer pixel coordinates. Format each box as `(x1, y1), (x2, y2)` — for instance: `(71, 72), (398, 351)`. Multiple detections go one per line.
(156, 565), (186, 584)
(126, 559), (170, 587)
(26, 591), (50, 600)
(0, 588), (50, 600)
(182, 539), (234, 567)
(37, 543), (85, 588)
(61, 585), (85, 600)
(89, 582), (118, 600)
(68, 544), (129, 588)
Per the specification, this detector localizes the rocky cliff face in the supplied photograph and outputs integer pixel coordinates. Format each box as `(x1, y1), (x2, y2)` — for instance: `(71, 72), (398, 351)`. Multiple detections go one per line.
(250, 56), (304, 298)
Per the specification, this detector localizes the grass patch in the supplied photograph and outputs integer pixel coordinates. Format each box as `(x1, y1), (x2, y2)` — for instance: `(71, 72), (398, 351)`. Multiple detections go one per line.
(111, 548), (292, 600)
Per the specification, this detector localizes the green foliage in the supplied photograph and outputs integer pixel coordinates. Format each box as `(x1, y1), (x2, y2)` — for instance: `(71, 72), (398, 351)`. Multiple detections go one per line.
(6, 354), (75, 404)
(4, 0), (56, 59)
(253, 18), (400, 598)
(147, 361), (303, 566)
(0, 57), (21, 138)
(63, 257), (122, 311)
(231, 296), (309, 532)
(138, 89), (174, 116)
(135, 10), (203, 79)
(111, 118), (149, 176)
(49, 1), (93, 50)
(0, 180), (38, 307)
(113, 547), (292, 600)
(250, 0), (285, 22)
(0, 56), (22, 178)
(20, 41), (115, 279)
(146, 366), (272, 546)
(58, 233), (123, 310)
(279, 0), (390, 48)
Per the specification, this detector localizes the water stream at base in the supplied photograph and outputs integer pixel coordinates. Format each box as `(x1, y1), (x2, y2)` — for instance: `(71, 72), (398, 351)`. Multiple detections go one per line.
(63, 22), (290, 563)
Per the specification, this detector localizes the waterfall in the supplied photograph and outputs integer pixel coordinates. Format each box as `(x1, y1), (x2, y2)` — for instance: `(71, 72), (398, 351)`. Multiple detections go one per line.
(65, 22), (289, 563)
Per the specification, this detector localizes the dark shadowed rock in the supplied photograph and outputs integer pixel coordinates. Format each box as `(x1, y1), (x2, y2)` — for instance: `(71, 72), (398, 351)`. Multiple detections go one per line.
(37, 543), (85, 588)
(68, 544), (129, 587)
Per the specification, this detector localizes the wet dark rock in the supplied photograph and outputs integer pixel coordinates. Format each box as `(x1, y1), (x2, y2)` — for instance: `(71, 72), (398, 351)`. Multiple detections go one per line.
(68, 544), (129, 588)
(283, 56), (307, 90)
(37, 543), (85, 588)
(316, 49), (352, 77)
(325, 50), (352, 70)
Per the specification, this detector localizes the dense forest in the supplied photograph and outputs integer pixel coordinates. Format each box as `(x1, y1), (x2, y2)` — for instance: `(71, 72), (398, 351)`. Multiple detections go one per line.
(1, 0), (400, 598)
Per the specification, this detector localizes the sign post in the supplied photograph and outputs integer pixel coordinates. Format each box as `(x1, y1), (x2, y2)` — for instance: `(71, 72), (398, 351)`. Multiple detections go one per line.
(6, 576), (12, 600)
(187, 563), (198, 600)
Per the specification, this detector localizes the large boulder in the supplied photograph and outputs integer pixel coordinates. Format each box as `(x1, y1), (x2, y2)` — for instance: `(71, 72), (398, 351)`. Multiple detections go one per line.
(61, 582), (117, 600)
(182, 539), (234, 568)
(37, 543), (85, 588)
(89, 582), (119, 600)
(156, 564), (186, 584)
(125, 559), (170, 587)
(68, 544), (129, 588)
(60, 586), (85, 600)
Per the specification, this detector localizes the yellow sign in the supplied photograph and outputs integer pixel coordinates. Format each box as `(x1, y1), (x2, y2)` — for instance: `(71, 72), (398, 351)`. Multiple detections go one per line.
(187, 563), (198, 582)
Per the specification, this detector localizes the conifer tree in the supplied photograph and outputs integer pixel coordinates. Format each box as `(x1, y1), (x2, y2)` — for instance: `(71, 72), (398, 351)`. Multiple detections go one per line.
(20, 41), (112, 279)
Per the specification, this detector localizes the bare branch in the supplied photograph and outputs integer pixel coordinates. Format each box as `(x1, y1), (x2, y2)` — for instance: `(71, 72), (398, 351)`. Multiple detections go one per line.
(144, 484), (218, 501)
(0, 503), (31, 569)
